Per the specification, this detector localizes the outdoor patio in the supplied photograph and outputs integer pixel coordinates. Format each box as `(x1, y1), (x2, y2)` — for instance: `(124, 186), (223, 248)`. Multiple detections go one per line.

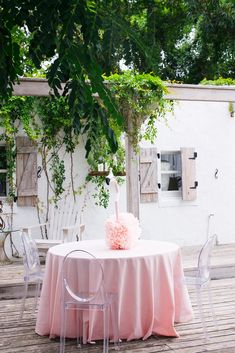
(1, 243), (235, 353)
(1, 3), (235, 353)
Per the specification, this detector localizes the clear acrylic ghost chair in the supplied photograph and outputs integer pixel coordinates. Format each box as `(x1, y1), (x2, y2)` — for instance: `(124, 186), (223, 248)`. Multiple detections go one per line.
(60, 249), (119, 353)
(19, 231), (44, 320)
(184, 235), (217, 340)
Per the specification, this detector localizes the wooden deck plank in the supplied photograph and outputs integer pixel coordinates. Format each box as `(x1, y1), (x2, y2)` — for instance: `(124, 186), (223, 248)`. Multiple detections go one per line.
(1, 242), (235, 290)
(1, 243), (235, 352)
(181, 243), (235, 268)
(0, 278), (235, 352)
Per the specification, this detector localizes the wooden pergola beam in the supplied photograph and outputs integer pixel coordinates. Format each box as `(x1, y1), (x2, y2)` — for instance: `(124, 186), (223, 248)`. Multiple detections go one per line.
(125, 116), (140, 218)
(166, 83), (235, 102)
(13, 78), (52, 96)
(13, 78), (235, 102)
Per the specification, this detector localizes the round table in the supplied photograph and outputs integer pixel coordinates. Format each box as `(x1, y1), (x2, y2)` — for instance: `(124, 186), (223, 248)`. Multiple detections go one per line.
(36, 239), (193, 341)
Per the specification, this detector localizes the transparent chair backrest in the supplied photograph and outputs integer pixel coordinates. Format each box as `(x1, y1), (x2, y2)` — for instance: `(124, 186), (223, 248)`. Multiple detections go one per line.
(21, 231), (41, 275)
(197, 235), (216, 281)
(62, 249), (104, 303)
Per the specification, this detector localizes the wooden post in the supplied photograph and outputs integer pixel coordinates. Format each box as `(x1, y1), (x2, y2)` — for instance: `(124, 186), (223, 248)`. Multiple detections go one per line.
(125, 113), (140, 219)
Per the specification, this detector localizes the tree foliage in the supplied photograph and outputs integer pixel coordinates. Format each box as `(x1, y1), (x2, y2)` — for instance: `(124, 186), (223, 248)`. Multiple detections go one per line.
(0, 1), (128, 159)
(0, 1), (234, 155)
(1, 1), (234, 91)
(0, 2), (234, 140)
(179, 0), (235, 82)
(118, 0), (235, 83)
(0, 1), (172, 167)
(0, 0), (234, 208)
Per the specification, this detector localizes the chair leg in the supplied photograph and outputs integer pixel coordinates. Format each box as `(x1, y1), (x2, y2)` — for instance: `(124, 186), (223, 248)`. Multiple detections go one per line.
(34, 281), (41, 312)
(207, 282), (218, 330)
(19, 279), (29, 321)
(110, 299), (120, 350)
(103, 307), (109, 353)
(76, 310), (83, 348)
(196, 287), (208, 340)
(60, 306), (67, 353)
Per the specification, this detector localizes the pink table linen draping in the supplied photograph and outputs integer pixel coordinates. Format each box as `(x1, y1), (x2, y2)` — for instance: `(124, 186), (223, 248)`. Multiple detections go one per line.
(35, 239), (193, 341)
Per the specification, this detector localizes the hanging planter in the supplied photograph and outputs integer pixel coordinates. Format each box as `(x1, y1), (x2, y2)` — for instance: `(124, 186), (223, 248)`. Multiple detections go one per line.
(88, 171), (126, 176)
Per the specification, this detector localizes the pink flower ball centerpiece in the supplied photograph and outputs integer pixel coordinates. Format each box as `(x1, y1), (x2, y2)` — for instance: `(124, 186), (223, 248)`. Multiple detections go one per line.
(105, 212), (141, 250)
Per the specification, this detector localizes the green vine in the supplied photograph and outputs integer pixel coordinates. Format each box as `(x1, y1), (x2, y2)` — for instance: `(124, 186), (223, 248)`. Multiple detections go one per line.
(50, 152), (66, 204)
(0, 72), (171, 209)
(105, 71), (174, 151)
(88, 176), (110, 208)
(0, 95), (72, 205)
(0, 97), (22, 202)
(200, 77), (235, 86)
(201, 77), (235, 119)
(85, 72), (173, 206)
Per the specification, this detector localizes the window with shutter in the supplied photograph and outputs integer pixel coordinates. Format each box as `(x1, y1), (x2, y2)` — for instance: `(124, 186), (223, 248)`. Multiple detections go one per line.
(139, 148), (158, 203)
(16, 136), (38, 207)
(139, 147), (198, 205)
(181, 147), (197, 201)
(159, 148), (197, 203)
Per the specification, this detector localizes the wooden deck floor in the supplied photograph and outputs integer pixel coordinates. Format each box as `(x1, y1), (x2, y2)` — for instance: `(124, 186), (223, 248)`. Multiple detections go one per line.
(1, 277), (235, 353)
(1, 242), (235, 352)
(181, 242), (235, 280)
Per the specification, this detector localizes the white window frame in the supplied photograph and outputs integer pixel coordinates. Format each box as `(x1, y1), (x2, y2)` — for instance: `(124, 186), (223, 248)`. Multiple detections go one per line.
(159, 150), (182, 198)
(158, 149), (198, 207)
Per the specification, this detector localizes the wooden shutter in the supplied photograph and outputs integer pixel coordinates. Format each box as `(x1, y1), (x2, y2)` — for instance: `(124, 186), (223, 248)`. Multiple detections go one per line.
(139, 148), (158, 203)
(16, 136), (38, 207)
(181, 147), (197, 201)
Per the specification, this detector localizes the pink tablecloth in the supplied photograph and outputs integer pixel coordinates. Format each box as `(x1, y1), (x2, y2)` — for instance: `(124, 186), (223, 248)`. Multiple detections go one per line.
(35, 239), (193, 340)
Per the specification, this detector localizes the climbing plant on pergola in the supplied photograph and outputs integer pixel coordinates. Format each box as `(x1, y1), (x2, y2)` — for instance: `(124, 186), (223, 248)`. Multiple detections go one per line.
(8, 78), (235, 218)
(1, 1), (235, 217)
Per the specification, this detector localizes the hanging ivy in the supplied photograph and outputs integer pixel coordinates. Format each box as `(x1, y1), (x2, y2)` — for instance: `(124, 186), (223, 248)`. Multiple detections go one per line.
(50, 153), (66, 204)
(105, 71), (174, 151)
(0, 72), (172, 208)
(0, 96), (25, 203)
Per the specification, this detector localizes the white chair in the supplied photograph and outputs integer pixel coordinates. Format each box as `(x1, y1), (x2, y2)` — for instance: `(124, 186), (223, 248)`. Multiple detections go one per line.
(19, 231), (44, 320)
(184, 235), (217, 339)
(22, 198), (85, 255)
(60, 249), (119, 353)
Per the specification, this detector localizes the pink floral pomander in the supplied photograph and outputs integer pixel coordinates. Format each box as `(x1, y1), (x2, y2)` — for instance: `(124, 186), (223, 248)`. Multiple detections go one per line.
(105, 212), (141, 250)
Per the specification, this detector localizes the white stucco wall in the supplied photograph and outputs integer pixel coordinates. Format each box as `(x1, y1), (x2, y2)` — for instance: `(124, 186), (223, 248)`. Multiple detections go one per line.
(3, 98), (235, 257)
(140, 100), (235, 246)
